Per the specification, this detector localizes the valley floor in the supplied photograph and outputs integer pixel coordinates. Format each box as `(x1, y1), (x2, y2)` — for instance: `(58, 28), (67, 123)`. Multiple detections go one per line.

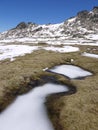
(0, 42), (98, 130)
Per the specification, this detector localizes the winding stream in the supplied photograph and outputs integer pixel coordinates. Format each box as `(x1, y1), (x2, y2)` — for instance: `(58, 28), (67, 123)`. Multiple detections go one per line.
(0, 83), (68, 130)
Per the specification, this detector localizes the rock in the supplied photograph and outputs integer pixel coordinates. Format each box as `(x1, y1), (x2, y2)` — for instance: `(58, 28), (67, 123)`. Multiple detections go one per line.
(16, 22), (28, 29)
(92, 6), (98, 13)
(77, 10), (89, 19)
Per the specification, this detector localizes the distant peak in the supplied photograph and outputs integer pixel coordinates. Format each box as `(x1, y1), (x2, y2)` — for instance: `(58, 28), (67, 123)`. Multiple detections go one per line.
(77, 10), (89, 18)
(92, 6), (98, 13)
(16, 22), (28, 29)
(15, 22), (38, 29)
(0, 6), (98, 41)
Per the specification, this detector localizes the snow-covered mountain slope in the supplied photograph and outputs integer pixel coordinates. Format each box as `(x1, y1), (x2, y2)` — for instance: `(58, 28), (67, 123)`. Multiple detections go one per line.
(64, 7), (98, 38)
(0, 6), (98, 44)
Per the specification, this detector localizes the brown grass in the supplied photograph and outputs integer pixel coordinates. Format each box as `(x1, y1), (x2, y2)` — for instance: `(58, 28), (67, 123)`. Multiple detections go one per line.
(0, 45), (98, 130)
(45, 46), (98, 130)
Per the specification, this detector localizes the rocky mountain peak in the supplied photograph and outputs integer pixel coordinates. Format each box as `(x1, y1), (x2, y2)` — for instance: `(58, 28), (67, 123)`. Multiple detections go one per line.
(15, 22), (38, 29)
(92, 6), (98, 13)
(74, 7), (98, 31)
(0, 6), (98, 41)
(77, 10), (89, 19)
(16, 22), (28, 29)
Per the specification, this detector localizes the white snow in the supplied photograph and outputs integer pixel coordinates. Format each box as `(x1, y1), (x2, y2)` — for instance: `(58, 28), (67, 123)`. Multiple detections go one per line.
(0, 37), (98, 46)
(85, 34), (98, 40)
(0, 83), (68, 130)
(49, 65), (92, 79)
(77, 27), (88, 33)
(44, 39), (98, 46)
(43, 67), (48, 71)
(0, 39), (15, 43)
(0, 38), (39, 43)
(0, 45), (39, 61)
(41, 22), (64, 31)
(43, 46), (79, 53)
(0, 44), (79, 61)
(82, 52), (98, 58)
(67, 17), (76, 24)
(15, 37), (39, 43)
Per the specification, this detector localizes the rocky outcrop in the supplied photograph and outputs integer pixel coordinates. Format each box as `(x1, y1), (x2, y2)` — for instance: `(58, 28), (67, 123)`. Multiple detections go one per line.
(77, 10), (89, 19)
(62, 6), (98, 38)
(15, 22), (28, 29)
(75, 7), (98, 30)
(93, 6), (98, 13)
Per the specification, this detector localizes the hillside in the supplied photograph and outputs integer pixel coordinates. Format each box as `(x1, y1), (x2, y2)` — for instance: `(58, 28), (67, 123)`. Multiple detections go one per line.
(0, 6), (98, 44)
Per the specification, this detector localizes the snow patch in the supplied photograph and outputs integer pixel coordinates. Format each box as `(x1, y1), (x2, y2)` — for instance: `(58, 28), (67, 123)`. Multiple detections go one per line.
(82, 52), (98, 58)
(67, 17), (76, 23)
(43, 46), (79, 53)
(0, 44), (79, 61)
(48, 65), (92, 79)
(0, 45), (39, 61)
(0, 83), (68, 130)
(43, 67), (48, 71)
(85, 34), (98, 40)
(0, 37), (98, 46)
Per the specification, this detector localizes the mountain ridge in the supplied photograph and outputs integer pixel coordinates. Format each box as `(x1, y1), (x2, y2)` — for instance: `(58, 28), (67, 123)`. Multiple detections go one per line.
(0, 6), (98, 42)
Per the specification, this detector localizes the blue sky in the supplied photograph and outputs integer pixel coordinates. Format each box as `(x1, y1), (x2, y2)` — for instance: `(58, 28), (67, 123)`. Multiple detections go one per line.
(0, 0), (98, 32)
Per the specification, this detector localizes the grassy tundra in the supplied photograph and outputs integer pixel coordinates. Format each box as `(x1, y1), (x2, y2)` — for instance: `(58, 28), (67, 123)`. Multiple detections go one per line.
(0, 45), (98, 130)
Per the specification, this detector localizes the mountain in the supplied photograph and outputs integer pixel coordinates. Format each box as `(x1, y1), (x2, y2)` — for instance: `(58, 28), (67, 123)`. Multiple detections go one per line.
(0, 6), (98, 43)
(64, 6), (98, 37)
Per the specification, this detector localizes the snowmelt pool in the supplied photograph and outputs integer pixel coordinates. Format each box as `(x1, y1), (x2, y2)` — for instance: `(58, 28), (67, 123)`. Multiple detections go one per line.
(47, 65), (92, 79)
(0, 83), (68, 130)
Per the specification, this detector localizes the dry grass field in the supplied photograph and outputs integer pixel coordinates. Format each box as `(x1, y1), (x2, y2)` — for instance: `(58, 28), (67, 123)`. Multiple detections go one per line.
(0, 44), (98, 130)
